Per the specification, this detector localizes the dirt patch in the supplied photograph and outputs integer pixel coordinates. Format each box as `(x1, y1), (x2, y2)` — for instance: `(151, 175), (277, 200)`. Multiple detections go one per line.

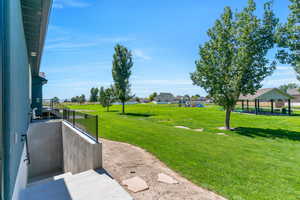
(102, 139), (227, 200)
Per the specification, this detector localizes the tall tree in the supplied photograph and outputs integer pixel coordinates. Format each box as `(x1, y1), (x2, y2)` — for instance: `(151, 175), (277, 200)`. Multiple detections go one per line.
(89, 87), (99, 102)
(191, 0), (278, 129)
(99, 86), (106, 107)
(279, 83), (298, 93)
(112, 44), (134, 114)
(276, 0), (300, 79)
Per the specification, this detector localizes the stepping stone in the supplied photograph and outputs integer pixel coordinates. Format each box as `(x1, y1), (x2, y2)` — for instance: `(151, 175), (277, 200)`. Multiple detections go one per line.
(157, 173), (178, 184)
(122, 176), (149, 193)
(218, 127), (227, 130)
(175, 126), (190, 129)
(218, 126), (235, 131)
(194, 128), (204, 132)
(216, 132), (228, 136)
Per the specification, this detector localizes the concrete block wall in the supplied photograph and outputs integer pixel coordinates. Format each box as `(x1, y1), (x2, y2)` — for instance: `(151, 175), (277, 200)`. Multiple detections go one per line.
(62, 121), (102, 174)
(27, 120), (63, 179)
(27, 120), (102, 182)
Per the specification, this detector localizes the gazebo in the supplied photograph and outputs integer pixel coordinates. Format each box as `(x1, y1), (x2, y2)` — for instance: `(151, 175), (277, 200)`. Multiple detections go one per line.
(238, 88), (293, 115)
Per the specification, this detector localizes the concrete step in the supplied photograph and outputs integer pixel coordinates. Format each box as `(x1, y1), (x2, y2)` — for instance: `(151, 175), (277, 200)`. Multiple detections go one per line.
(27, 172), (72, 188)
(21, 169), (132, 200)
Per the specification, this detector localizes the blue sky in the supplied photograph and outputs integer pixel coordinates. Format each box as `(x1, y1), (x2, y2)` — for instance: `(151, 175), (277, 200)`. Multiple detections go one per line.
(42, 0), (296, 99)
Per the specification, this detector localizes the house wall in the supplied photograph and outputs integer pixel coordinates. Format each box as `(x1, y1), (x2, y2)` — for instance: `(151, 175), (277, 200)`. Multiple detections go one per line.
(31, 76), (44, 116)
(2, 0), (31, 198)
(0, 0), (4, 197)
(291, 95), (300, 102)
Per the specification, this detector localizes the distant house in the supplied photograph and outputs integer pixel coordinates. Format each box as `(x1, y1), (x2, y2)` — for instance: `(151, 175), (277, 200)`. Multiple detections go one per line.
(287, 88), (300, 102)
(175, 95), (183, 101)
(154, 92), (175, 103)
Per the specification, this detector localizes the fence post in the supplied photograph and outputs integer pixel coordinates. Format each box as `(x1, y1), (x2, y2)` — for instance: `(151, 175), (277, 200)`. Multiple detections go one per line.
(72, 111), (75, 126)
(96, 115), (99, 143)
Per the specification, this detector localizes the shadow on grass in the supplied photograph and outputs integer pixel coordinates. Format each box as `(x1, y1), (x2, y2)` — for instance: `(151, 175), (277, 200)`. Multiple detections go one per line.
(234, 127), (300, 141)
(105, 110), (119, 112)
(118, 112), (154, 117)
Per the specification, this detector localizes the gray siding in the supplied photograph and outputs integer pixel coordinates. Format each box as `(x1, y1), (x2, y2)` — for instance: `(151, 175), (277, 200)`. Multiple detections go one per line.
(2, 0), (31, 199)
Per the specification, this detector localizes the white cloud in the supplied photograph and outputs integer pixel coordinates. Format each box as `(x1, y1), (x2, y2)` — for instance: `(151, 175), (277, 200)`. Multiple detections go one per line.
(44, 61), (112, 74)
(273, 66), (295, 76)
(45, 41), (98, 50)
(97, 37), (134, 43)
(45, 31), (135, 52)
(133, 49), (152, 61)
(52, 3), (64, 9)
(53, 0), (91, 9)
(134, 79), (192, 85)
(261, 65), (298, 87)
(263, 78), (299, 88)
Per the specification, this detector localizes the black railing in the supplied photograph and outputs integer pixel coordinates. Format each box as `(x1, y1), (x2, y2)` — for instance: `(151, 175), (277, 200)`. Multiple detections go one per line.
(33, 99), (100, 142)
(62, 108), (99, 143)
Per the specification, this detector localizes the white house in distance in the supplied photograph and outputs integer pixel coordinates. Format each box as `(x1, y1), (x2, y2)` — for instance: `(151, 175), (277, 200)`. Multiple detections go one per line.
(287, 88), (300, 102)
(154, 92), (176, 104)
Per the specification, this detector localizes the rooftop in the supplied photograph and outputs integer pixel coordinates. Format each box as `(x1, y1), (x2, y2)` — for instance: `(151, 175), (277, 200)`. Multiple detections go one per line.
(239, 88), (292, 101)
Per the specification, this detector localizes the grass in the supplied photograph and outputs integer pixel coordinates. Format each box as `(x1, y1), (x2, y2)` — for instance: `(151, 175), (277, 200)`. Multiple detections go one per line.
(68, 103), (300, 200)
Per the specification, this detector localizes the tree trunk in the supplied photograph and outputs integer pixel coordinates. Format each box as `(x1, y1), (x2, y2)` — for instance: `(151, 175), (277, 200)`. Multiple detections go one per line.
(122, 101), (125, 114)
(225, 109), (231, 130)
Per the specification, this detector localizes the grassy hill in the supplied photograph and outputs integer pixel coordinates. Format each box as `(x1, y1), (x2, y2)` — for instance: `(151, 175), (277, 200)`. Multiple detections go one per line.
(68, 103), (300, 200)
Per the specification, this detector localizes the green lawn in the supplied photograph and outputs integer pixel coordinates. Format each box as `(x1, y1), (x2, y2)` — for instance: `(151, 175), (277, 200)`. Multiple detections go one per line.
(68, 103), (300, 200)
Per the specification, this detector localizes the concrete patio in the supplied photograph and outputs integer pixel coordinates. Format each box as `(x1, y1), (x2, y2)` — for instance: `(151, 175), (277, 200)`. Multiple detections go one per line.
(21, 169), (132, 200)
(20, 119), (133, 200)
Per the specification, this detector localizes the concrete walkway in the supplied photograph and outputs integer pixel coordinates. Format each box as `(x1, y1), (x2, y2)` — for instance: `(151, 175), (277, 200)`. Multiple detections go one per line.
(21, 169), (132, 200)
(102, 139), (227, 200)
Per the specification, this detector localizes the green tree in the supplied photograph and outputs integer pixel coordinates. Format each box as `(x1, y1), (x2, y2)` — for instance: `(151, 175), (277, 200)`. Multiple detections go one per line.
(89, 87), (99, 102)
(71, 96), (80, 103)
(191, 95), (200, 101)
(52, 97), (59, 103)
(112, 44), (134, 114)
(279, 83), (298, 93)
(276, 0), (300, 79)
(191, 0), (278, 129)
(99, 86), (115, 112)
(149, 92), (157, 101)
(135, 97), (140, 103)
(79, 94), (86, 104)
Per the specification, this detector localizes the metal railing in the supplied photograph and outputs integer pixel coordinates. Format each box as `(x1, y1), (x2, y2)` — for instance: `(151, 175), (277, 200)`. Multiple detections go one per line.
(62, 108), (99, 143)
(33, 99), (100, 142)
